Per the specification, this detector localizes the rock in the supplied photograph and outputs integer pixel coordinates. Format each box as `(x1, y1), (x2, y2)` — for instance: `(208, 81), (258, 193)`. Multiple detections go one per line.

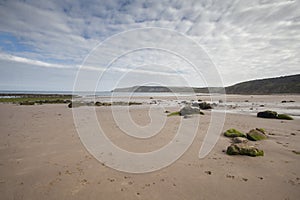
(232, 137), (248, 143)
(199, 102), (212, 109)
(183, 115), (192, 119)
(179, 105), (201, 116)
(224, 128), (246, 138)
(150, 100), (157, 104)
(226, 144), (264, 157)
(247, 128), (267, 141)
(257, 110), (277, 119)
(192, 102), (200, 107)
(277, 114), (293, 120)
(181, 100), (187, 104)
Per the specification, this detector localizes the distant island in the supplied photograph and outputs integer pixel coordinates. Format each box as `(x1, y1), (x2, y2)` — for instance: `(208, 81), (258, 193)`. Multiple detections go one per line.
(112, 74), (300, 94)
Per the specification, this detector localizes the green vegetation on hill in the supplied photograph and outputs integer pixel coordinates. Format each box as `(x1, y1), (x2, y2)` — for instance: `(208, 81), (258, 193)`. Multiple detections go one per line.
(225, 74), (300, 94)
(112, 74), (300, 94)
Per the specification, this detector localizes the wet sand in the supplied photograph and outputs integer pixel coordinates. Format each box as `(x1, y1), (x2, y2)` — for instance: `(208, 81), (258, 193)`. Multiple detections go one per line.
(0, 95), (299, 200)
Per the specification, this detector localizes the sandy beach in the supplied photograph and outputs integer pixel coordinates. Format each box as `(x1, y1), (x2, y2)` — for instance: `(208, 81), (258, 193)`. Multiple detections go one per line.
(0, 94), (299, 200)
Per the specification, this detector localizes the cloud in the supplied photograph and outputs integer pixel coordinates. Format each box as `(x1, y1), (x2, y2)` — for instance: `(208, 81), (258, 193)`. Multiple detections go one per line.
(0, 0), (299, 90)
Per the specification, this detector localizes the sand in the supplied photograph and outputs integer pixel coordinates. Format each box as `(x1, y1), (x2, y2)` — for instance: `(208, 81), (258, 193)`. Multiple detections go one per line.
(0, 95), (299, 200)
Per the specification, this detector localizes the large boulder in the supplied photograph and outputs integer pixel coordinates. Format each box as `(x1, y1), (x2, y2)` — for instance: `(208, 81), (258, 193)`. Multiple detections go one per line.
(179, 105), (200, 116)
(224, 128), (246, 138)
(257, 110), (277, 119)
(226, 144), (264, 157)
(247, 128), (267, 141)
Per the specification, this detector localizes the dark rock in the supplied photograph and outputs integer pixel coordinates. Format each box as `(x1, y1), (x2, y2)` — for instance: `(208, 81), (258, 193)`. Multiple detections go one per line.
(199, 102), (212, 109)
(257, 110), (278, 119)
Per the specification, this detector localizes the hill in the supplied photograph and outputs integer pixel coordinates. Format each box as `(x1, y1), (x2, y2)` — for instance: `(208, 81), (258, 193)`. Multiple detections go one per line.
(225, 74), (300, 94)
(112, 74), (300, 94)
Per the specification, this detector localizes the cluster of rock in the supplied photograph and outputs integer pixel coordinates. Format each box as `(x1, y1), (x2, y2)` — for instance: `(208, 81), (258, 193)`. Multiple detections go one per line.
(224, 128), (267, 157)
(191, 101), (212, 110)
(257, 110), (293, 120)
(20, 99), (71, 105)
(68, 101), (142, 108)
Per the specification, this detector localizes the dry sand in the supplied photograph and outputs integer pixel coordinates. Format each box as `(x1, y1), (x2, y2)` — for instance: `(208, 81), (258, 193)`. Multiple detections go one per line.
(0, 95), (299, 200)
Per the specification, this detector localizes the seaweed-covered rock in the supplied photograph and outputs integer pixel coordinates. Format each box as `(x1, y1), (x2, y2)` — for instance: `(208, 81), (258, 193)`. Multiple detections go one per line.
(199, 102), (212, 109)
(277, 114), (293, 120)
(224, 128), (246, 138)
(247, 128), (267, 141)
(226, 144), (264, 157)
(257, 110), (277, 119)
(179, 105), (201, 116)
(232, 137), (248, 143)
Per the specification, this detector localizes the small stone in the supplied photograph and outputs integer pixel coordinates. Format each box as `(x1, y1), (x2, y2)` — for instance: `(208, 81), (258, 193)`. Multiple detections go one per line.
(232, 137), (248, 143)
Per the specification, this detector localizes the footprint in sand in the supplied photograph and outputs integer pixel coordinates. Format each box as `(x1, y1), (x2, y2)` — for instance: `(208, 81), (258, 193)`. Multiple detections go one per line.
(226, 174), (235, 179)
(205, 171), (212, 175)
(107, 178), (115, 182)
(80, 179), (88, 185)
(128, 181), (133, 185)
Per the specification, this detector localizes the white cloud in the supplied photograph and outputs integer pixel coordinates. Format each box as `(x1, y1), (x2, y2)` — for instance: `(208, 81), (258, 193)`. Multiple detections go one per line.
(0, 0), (299, 90)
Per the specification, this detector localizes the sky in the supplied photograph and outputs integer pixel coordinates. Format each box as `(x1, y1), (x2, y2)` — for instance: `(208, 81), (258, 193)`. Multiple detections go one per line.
(0, 0), (299, 91)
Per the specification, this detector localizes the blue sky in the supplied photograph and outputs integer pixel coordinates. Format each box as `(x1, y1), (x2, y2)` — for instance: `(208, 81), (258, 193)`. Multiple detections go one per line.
(0, 0), (299, 91)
